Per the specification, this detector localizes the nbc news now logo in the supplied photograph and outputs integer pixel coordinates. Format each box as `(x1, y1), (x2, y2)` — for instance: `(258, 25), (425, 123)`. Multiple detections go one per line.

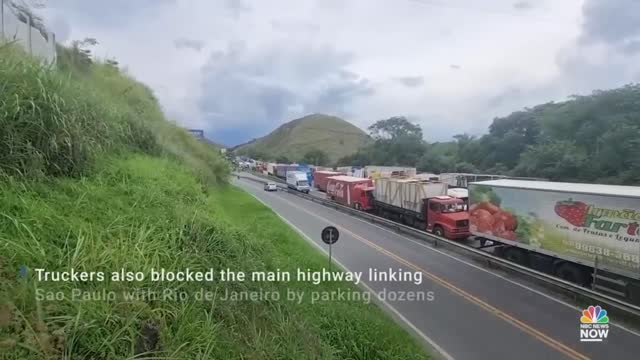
(580, 305), (609, 342)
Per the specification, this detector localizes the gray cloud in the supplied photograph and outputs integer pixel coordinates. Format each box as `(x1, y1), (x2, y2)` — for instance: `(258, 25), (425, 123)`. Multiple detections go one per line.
(226, 0), (251, 17)
(554, 0), (640, 93)
(46, 0), (174, 29)
(580, 0), (640, 47)
(39, 0), (640, 145)
(622, 40), (640, 55)
(174, 38), (204, 51)
(396, 76), (424, 87)
(198, 41), (374, 143)
(513, 1), (533, 10)
(271, 20), (319, 33)
(48, 15), (71, 42)
(476, 0), (640, 133)
(486, 87), (523, 108)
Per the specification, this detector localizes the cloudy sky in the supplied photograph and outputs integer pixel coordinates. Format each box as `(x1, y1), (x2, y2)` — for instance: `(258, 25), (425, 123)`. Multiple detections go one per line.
(39, 0), (640, 146)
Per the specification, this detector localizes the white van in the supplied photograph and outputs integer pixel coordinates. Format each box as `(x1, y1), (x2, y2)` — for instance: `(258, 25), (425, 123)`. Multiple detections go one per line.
(286, 171), (310, 193)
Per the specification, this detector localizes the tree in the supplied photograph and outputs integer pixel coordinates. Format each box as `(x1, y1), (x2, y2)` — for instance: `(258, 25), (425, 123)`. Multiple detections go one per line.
(246, 147), (269, 161)
(336, 151), (371, 167)
(514, 141), (587, 181)
(417, 152), (452, 174)
(301, 149), (329, 166)
(368, 116), (422, 140)
(275, 155), (290, 164)
(453, 162), (478, 173)
(358, 116), (426, 166)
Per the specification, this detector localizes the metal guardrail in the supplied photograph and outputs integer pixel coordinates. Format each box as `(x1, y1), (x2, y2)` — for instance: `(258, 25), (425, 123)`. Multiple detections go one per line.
(235, 172), (640, 320)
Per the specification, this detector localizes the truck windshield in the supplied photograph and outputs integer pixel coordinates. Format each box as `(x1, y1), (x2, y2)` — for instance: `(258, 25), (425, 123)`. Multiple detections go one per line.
(366, 190), (374, 201)
(441, 203), (464, 213)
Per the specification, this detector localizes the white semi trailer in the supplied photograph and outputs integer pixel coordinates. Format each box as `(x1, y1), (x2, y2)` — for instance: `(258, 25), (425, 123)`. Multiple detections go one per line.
(469, 179), (640, 302)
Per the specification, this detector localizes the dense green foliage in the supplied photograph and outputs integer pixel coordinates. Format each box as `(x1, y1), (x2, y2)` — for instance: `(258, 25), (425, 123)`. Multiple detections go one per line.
(0, 43), (228, 183)
(233, 114), (370, 164)
(339, 86), (640, 185)
(1, 156), (428, 359)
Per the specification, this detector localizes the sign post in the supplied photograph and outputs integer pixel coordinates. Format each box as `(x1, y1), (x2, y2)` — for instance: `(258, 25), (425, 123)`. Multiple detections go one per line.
(321, 226), (340, 269)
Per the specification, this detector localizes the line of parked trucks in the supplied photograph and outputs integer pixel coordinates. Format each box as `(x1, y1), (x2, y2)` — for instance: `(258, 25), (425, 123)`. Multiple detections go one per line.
(252, 162), (640, 303)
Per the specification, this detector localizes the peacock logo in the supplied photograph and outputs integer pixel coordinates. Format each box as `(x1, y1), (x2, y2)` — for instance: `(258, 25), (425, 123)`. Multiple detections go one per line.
(580, 305), (609, 324)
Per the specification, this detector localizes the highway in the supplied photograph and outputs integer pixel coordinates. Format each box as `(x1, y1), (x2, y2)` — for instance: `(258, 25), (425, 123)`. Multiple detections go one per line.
(234, 174), (640, 360)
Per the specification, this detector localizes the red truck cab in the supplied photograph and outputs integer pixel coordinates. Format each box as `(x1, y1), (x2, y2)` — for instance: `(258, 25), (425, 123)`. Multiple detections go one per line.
(326, 176), (374, 210)
(424, 196), (470, 239)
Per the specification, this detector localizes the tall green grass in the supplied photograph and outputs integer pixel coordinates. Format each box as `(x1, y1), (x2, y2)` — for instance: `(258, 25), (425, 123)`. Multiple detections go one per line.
(0, 42), (428, 359)
(0, 156), (428, 359)
(0, 43), (228, 182)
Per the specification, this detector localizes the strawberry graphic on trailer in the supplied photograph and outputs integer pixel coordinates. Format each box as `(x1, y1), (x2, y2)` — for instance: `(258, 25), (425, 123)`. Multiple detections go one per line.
(554, 199), (589, 227)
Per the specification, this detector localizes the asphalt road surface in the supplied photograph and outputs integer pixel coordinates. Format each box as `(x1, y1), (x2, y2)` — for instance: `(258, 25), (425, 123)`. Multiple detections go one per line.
(234, 174), (640, 360)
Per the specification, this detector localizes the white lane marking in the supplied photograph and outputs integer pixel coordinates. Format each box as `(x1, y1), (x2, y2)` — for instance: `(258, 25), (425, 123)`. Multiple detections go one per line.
(240, 177), (640, 338)
(235, 181), (456, 360)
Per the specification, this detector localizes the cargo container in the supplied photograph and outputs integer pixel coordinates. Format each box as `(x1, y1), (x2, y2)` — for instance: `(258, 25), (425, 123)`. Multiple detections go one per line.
(416, 173), (440, 181)
(314, 166), (334, 172)
(372, 178), (469, 239)
(267, 163), (276, 176)
(440, 173), (548, 188)
(365, 166), (416, 179)
(447, 188), (469, 204)
(273, 164), (288, 178)
(314, 171), (345, 192)
(286, 171), (311, 193)
(326, 176), (375, 210)
(335, 166), (364, 178)
(273, 164), (304, 179)
(469, 179), (640, 301)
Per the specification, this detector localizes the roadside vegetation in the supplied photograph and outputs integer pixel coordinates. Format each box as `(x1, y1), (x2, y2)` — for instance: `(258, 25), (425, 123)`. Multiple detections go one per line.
(236, 84), (640, 185)
(0, 42), (428, 359)
(335, 86), (640, 185)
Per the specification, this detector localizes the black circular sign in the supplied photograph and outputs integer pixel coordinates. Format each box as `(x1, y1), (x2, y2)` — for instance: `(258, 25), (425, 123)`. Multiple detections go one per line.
(321, 226), (340, 245)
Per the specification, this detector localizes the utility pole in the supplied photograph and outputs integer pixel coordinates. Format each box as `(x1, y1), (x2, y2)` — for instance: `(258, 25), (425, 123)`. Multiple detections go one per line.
(27, 11), (32, 54)
(1, 0), (5, 40)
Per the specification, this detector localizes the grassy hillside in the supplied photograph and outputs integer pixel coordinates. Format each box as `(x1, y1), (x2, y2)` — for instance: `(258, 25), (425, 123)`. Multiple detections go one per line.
(0, 43), (428, 358)
(234, 114), (370, 163)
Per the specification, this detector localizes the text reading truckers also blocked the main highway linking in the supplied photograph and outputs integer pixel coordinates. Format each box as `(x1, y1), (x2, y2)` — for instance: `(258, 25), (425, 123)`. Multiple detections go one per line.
(25, 267), (436, 305)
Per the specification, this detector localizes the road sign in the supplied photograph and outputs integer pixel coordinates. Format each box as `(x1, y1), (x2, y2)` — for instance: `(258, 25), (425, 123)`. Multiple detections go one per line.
(321, 226), (339, 245)
(321, 226), (340, 269)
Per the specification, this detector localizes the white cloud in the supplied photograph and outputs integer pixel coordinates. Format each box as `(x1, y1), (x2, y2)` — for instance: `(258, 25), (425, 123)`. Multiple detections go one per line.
(37, 0), (640, 144)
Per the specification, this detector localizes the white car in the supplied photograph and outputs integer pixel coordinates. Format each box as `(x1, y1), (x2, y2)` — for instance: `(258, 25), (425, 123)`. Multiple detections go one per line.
(264, 182), (278, 191)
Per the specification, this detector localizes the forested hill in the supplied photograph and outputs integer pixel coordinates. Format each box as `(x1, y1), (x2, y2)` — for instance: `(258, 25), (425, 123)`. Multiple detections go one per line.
(339, 84), (640, 185)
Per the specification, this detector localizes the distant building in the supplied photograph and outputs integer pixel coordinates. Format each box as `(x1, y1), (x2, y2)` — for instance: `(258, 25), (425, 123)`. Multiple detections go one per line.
(187, 129), (227, 153)
(188, 129), (205, 139)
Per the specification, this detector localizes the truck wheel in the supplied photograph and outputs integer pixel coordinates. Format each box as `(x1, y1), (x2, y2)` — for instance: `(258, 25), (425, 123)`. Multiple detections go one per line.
(354, 203), (361, 211)
(503, 246), (528, 266)
(433, 226), (445, 238)
(555, 262), (590, 286)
